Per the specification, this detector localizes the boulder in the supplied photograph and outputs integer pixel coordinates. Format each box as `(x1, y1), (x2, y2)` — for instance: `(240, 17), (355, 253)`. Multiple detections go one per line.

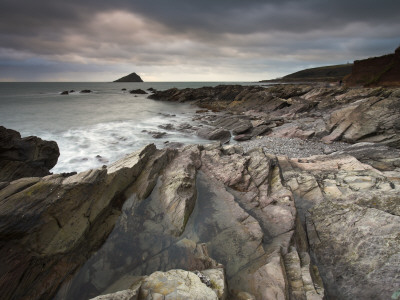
(0, 126), (59, 181)
(129, 89), (147, 94)
(80, 89), (92, 93)
(60, 91), (69, 95)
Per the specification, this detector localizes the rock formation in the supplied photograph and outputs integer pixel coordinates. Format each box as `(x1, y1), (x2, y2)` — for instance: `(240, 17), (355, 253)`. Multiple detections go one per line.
(1, 81), (400, 300)
(114, 72), (144, 83)
(150, 84), (400, 148)
(1, 129), (398, 299)
(0, 126), (59, 181)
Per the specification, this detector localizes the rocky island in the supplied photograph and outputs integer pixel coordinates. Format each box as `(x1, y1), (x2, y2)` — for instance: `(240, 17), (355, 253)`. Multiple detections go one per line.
(114, 72), (144, 82)
(1, 71), (400, 299)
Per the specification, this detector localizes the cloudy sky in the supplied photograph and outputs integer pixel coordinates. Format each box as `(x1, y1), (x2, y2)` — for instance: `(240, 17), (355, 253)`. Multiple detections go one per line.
(0, 0), (399, 82)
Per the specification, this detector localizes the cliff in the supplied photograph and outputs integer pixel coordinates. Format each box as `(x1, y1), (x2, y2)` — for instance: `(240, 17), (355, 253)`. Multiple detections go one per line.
(114, 72), (143, 82)
(261, 64), (353, 83)
(345, 47), (400, 87)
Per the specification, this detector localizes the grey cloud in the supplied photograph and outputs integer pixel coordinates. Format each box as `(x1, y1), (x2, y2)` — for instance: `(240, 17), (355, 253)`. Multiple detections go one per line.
(0, 0), (399, 81)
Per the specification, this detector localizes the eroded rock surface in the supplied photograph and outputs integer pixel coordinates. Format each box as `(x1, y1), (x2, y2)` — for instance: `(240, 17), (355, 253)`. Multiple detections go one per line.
(150, 85), (400, 148)
(1, 127), (399, 300)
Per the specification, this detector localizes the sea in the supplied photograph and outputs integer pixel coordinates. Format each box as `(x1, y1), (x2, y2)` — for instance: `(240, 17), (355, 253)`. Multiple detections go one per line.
(0, 82), (263, 173)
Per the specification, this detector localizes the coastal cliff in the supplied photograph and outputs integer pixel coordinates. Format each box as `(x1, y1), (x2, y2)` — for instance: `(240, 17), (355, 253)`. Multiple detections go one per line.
(345, 47), (400, 87)
(1, 84), (400, 300)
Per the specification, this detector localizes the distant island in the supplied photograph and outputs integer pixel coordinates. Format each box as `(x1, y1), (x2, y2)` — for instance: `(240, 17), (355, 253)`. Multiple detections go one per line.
(114, 72), (143, 82)
(260, 64), (353, 83)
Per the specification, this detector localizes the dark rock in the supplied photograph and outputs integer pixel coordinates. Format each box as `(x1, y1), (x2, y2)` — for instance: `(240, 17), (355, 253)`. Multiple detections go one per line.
(158, 124), (174, 130)
(250, 125), (271, 137)
(121, 88), (127, 91)
(147, 131), (167, 139)
(80, 89), (92, 93)
(197, 128), (231, 144)
(114, 72), (144, 82)
(147, 87), (156, 92)
(0, 126), (60, 181)
(70, 90), (75, 93)
(129, 89), (147, 94)
(234, 134), (252, 141)
(60, 91), (69, 95)
(232, 121), (253, 135)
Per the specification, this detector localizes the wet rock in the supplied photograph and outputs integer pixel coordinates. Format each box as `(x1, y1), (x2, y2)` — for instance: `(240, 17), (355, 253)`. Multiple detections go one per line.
(60, 90), (69, 95)
(121, 88), (127, 91)
(146, 131), (166, 139)
(0, 126), (59, 181)
(158, 123), (174, 130)
(96, 155), (109, 164)
(129, 89), (147, 94)
(163, 141), (184, 149)
(80, 89), (92, 93)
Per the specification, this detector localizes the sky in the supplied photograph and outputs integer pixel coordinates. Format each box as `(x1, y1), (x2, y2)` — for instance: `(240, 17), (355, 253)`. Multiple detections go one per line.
(0, 0), (399, 82)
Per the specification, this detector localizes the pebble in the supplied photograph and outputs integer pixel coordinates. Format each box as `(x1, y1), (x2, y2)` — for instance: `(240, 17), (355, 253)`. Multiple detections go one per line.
(238, 136), (351, 158)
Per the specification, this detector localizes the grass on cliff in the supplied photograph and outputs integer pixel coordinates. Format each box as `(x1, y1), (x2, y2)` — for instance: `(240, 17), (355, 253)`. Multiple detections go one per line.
(261, 64), (353, 82)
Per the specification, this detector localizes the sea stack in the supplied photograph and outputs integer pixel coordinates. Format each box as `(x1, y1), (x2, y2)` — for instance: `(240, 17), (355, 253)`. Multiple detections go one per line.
(114, 72), (144, 82)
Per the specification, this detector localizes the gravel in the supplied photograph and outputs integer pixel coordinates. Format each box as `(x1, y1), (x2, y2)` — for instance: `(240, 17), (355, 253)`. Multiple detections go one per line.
(237, 136), (351, 158)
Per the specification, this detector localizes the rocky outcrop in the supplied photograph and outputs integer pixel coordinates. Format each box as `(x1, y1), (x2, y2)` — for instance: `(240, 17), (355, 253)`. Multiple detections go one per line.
(150, 84), (400, 148)
(0, 126), (59, 181)
(114, 73), (144, 83)
(279, 145), (400, 299)
(1, 127), (399, 300)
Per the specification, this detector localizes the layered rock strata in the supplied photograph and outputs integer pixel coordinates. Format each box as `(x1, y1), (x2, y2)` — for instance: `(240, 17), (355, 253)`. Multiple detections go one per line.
(2, 136), (398, 299)
(149, 85), (400, 148)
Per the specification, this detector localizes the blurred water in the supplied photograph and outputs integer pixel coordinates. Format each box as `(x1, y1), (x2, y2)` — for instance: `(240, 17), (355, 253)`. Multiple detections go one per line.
(0, 82), (259, 173)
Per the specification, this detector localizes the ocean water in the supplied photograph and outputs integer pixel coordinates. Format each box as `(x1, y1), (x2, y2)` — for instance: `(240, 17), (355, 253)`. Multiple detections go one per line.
(0, 82), (259, 173)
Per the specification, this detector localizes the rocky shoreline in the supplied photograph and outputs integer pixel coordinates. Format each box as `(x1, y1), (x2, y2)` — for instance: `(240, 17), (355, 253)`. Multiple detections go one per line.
(1, 84), (400, 300)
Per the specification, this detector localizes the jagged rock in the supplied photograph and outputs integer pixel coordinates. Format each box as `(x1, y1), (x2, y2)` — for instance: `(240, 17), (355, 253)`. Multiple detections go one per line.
(322, 95), (400, 147)
(0, 126), (59, 181)
(279, 153), (400, 300)
(0, 144), (162, 300)
(2, 124), (399, 300)
(150, 84), (400, 149)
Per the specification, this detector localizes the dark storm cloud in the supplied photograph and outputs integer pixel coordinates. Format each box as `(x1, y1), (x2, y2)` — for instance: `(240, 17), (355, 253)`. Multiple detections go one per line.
(0, 0), (399, 81)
